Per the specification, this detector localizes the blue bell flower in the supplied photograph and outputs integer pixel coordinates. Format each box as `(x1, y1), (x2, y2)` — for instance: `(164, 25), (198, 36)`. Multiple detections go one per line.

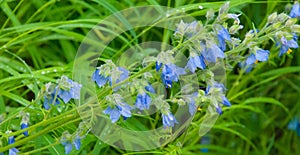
(186, 55), (206, 73)
(162, 112), (178, 128)
(246, 49), (270, 65)
(161, 63), (186, 88)
(202, 43), (225, 63)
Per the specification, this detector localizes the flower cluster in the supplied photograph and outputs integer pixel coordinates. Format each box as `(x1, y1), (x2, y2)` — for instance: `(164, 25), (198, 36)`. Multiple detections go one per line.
(3, 1), (300, 154)
(239, 2), (300, 72)
(205, 82), (231, 114)
(91, 2), (245, 128)
(60, 122), (89, 154)
(92, 60), (129, 91)
(43, 76), (82, 110)
(61, 131), (82, 154)
(92, 2), (300, 130)
(104, 94), (133, 123)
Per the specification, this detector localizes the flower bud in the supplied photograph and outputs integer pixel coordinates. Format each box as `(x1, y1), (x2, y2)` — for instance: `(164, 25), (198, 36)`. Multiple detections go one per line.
(291, 24), (300, 33)
(206, 9), (215, 21)
(267, 12), (277, 23)
(285, 18), (298, 27)
(219, 2), (230, 14)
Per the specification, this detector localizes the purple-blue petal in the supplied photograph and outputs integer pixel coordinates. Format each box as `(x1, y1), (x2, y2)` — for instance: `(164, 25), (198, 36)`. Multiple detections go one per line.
(255, 49), (269, 62)
(21, 123), (29, 137)
(162, 112), (178, 128)
(188, 99), (197, 116)
(145, 85), (155, 93)
(290, 3), (300, 18)
(288, 118), (298, 130)
(246, 54), (256, 65)
(186, 57), (197, 73)
(92, 69), (109, 88)
(64, 142), (73, 154)
(279, 45), (289, 56)
(156, 61), (163, 71)
(287, 39), (299, 48)
(110, 108), (121, 123)
(216, 105), (223, 115)
(117, 104), (132, 118)
(202, 44), (225, 63)
(222, 96), (231, 107)
(117, 67), (129, 83)
(9, 148), (19, 155)
(161, 64), (186, 88)
(8, 136), (15, 144)
(58, 89), (72, 103)
(73, 137), (81, 150)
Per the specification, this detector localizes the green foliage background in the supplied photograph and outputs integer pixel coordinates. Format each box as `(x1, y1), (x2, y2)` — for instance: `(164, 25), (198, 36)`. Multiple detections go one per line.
(0, 0), (300, 154)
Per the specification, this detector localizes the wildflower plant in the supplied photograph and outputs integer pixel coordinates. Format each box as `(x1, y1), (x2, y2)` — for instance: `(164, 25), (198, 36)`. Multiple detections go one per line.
(1, 0), (300, 154)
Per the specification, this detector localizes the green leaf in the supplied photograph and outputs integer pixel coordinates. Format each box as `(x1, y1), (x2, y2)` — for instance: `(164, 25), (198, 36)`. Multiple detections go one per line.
(242, 97), (290, 115)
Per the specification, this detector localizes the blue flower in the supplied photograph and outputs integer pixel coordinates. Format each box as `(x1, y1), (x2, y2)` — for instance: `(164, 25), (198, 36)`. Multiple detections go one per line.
(200, 135), (210, 153)
(145, 85), (155, 93)
(162, 112), (178, 128)
(278, 36), (299, 56)
(156, 61), (163, 71)
(8, 136), (19, 155)
(202, 43), (225, 63)
(57, 77), (82, 103)
(73, 136), (81, 150)
(186, 55), (206, 73)
(246, 49), (270, 65)
(222, 96), (231, 107)
(61, 133), (83, 154)
(43, 94), (60, 110)
(161, 63), (186, 88)
(290, 2), (300, 18)
(21, 123), (28, 137)
(104, 103), (133, 123)
(187, 92), (199, 115)
(239, 61), (254, 73)
(216, 105), (223, 115)
(135, 93), (151, 110)
(205, 82), (226, 94)
(288, 117), (300, 136)
(217, 26), (231, 51)
(110, 67), (129, 85)
(189, 100), (197, 116)
(92, 69), (109, 88)
(43, 77), (81, 109)
(92, 67), (129, 91)
(288, 118), (298, 130)
(62, 141), (73, 154)
(205, 82), (231, 114)
(135, 85), (155, 110)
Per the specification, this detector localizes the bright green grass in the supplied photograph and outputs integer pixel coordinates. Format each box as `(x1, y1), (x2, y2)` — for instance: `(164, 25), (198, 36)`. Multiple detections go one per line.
(0, 0), (300, 154)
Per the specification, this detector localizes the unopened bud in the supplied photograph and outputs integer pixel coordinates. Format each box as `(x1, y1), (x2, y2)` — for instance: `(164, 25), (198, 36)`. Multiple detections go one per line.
(267, 12), (277, 23)
(285, 18), (298, 27)
(229, 25), (244, 34)
(292, 25), (300, 33)
(219, 2), (230, 14)
(206, 9), (215, 21)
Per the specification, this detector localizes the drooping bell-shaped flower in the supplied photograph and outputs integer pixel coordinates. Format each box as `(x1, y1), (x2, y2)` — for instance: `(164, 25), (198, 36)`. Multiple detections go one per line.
(162, 112), (178, 128)
(186, 54), (206, 73)
(161, 63), (186, 88)
(246, 49), (270, 65)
